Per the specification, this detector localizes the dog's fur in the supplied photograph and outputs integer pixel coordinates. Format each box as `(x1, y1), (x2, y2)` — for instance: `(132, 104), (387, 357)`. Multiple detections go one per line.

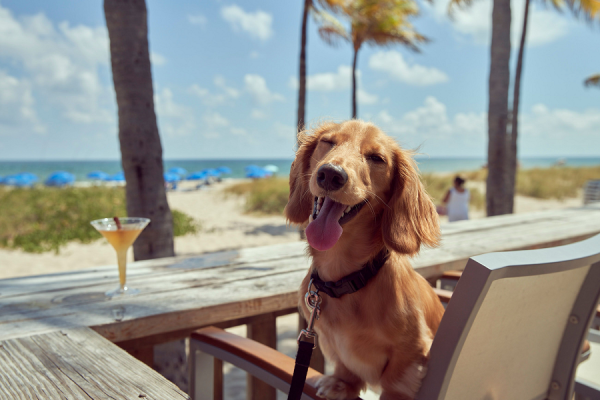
(285, 120), (444, 400)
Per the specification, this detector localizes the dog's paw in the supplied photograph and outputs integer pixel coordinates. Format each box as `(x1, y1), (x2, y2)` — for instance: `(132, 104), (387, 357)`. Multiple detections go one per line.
(316, 375), (361, 399)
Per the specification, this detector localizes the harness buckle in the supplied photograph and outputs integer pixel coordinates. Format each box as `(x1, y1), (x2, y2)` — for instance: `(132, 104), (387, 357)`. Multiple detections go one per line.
(298, 279), (321, 349)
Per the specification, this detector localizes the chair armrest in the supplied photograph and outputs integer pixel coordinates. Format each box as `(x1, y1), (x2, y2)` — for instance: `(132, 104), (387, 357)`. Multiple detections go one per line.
(433, 288), (453, 304)
(190, 327), (338, 400)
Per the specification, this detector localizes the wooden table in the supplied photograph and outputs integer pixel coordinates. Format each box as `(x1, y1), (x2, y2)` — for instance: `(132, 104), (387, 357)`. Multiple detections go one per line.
(0, 327), (189, 399)
(2, 203), (600, 346)
(1, 203), (600, 399)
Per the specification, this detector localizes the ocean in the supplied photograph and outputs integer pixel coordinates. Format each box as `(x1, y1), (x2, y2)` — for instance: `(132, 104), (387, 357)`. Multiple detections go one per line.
(1, 157), (599, 182)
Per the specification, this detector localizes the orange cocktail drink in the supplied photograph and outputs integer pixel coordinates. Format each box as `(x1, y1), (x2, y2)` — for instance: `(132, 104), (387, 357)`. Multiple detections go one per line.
(91, 217), (150, 297)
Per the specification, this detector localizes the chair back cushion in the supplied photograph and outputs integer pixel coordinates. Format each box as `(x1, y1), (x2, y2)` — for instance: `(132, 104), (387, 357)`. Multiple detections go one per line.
(417, 234), (600, 400)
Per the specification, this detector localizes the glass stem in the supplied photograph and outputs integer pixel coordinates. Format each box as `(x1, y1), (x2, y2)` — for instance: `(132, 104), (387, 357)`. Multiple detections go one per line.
(116, 249), (128, 291)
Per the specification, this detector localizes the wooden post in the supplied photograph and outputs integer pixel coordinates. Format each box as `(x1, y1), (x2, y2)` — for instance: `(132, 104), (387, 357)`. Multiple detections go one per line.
(246, 314), (277, 400)
(298, 313), (325, 373)
(154, 339), (188, 393)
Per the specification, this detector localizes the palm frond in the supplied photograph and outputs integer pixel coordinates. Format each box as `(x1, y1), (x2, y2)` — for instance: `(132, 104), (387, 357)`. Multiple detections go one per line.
(584, 74), (600, 88)
(311, 8), (349, 46)
(565, 0), (600, 21)
(447, 0), (477, 17)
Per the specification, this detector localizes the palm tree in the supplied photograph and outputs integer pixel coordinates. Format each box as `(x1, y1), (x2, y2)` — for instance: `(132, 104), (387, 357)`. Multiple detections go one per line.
(297, 0), (343, 145)
(585, 74), (600, 87)
(298, 0), (311, 144)
(104, 0), (175, 260)
(319, 0), (427, 118)
(485, 0), (512, 216)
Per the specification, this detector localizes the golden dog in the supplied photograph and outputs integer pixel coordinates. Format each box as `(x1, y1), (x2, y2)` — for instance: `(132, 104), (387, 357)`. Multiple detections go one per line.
(285, 120), (444, 400)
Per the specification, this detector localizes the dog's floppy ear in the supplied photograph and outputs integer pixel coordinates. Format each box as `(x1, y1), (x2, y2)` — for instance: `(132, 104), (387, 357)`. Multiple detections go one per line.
(381, 149), (440, 255)
(284, 130), (320, 224)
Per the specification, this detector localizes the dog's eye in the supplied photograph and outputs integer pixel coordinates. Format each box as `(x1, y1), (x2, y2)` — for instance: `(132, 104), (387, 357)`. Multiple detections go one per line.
(320, 139), (335, 146)
(367, 154), (385, 163)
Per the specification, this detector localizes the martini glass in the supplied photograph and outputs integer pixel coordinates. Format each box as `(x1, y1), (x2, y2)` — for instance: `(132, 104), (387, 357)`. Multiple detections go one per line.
(91, 217), (150, 298)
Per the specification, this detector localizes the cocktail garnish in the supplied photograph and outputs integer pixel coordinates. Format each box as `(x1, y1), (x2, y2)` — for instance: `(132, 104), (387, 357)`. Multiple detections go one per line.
(113, 216), (122, 230)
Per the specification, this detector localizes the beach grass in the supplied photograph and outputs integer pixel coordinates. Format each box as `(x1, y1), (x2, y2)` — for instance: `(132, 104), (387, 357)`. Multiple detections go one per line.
(459, 165), (600, 200)
(224, 177), (289, 215)
(0, 186), (198, 253)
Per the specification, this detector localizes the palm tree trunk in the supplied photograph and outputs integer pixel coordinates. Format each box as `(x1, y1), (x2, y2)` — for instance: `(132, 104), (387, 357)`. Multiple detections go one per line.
(297, 0), (311, 147)
(507, 0), (530, 213)
(352, 47), (359, 119)
(104, 0), (174, 260)
(486, 0), (512, 217)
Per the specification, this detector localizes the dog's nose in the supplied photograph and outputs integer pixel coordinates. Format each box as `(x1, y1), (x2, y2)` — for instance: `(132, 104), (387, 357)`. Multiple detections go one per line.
(317, 163), (348, 191)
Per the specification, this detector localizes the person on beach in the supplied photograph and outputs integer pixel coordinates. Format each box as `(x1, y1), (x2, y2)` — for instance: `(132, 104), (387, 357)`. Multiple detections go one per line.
(441, 175), (470, 222)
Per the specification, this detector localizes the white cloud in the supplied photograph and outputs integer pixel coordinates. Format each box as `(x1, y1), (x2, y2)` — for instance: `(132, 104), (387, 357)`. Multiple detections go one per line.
(189, 76), (239, 106)
(214, 75), (240, 99)
(150, 52), (167, 66)
(0, 5), (113, 124)
(244, 74), (284, 105)
(154, 88), (196, 137)
(289, 65), (378, 104)
(425, 0), (570, 47)
(522, 104), (600, 138)
(200, 111), (247, 139)
(221, 5), (273, 41)
(374, 97), (486, 153)
(368, 51), (448, 86)
(290, 65), (352, 91)
(251, 109), (267, 119)
(0, 70), (44, 133)
(357, 89), (378, 105)
(374, 97), (600, 156)
(188, 14), (207, 27)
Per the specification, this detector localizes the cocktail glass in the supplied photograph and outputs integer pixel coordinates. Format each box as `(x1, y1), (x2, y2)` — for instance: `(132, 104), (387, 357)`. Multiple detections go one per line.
(91, 217), (150, 298)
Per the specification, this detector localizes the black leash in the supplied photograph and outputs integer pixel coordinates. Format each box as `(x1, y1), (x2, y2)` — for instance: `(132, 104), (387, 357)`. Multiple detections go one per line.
(288, 280), (321, 400)
(287, 250), (389, 399)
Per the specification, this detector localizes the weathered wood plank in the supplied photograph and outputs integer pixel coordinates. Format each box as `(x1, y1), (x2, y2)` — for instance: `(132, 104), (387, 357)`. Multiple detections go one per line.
(0, 327), (189, 399)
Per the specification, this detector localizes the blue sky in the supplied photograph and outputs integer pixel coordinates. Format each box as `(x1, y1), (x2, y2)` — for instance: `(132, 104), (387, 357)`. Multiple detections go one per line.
(0, 0), (598, 160)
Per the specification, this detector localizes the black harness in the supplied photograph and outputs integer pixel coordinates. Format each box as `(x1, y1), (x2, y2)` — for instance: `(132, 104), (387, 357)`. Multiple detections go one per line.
(310, 249), (390, 298)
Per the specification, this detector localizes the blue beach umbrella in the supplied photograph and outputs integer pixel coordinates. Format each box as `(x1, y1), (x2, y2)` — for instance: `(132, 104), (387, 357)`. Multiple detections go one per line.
(106, 171), (125, 182)
(263, 165), (279, 173)
(244, 165), (261, 172)
(203, 169), (221, 177)
(216, 166), (232, 175)
(186, 171), (207, 180)
(164, 173), (181, 183)
(245, 168), (270, 179)
(2, 173), (39, 187)
(168, 167), (188, 176)
(45, 171), (75, 187)
(87, 170), (109, 180)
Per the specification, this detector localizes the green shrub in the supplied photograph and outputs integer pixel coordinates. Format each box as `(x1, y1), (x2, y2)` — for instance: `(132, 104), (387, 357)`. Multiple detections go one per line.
(0, 186), (198, 253)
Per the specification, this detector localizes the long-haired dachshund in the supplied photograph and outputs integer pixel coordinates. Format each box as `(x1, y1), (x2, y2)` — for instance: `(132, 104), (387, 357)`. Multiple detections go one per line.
(285, 120), (444, 400)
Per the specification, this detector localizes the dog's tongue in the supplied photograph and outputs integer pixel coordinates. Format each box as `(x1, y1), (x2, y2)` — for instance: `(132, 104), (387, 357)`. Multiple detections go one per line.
(305, 196), (347, 251)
